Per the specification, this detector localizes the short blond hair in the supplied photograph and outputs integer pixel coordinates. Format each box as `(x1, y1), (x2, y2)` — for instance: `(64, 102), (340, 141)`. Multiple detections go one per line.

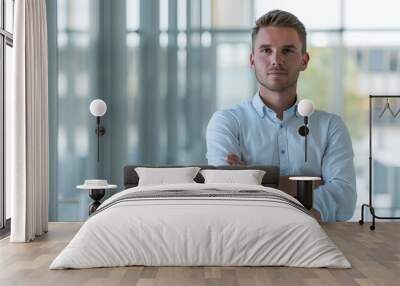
(251, 10), (307, 53)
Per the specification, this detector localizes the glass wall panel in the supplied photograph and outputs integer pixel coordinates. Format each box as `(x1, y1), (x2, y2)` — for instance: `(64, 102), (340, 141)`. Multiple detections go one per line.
(212, 0), (252, 28)
(299, 32), (343, 111)
(344, 0), (400, 29)
(343, 30), (400, 219)
(126, 0), (140, 31)
(159, 0), (168, 31)
(215, 34), (254, 109)
(254, 0), (341, 30)
(55, 0), (99, 221)
(49, 0), (400, 221)
(5, 44), (12, 220)
(177, 0), (186, 30)
(189, 0), (201, 29)
(126, 33), (140, 164)
(201, 0), (211, 29)
(298, 46), (334, 109)
(0, 38), (3, 228)
(2, 0), (14, 229)
(5, 0), (13, 33)
(369, 99), (400, 217)
(344, 31), (400, 47)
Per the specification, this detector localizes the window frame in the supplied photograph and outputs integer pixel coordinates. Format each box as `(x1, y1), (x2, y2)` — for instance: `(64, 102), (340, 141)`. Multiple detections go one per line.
(0, 0), (13, 233)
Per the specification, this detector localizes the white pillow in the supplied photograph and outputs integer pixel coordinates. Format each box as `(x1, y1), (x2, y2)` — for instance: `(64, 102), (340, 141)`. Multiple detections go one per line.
(200, 169), (266, 185)
(135, 167), (201, 186)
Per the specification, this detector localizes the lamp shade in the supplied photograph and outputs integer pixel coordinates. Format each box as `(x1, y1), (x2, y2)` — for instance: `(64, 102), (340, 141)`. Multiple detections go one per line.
(89, 99), (107, 117)
(298, 99), (314, 117)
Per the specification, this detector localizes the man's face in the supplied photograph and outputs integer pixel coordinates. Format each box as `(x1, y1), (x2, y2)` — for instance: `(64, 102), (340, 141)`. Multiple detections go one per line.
(250, 26), (309, 92)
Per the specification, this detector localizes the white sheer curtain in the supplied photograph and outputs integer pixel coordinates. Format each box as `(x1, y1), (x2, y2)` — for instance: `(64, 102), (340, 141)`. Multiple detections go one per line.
(8, 0), (49, 242)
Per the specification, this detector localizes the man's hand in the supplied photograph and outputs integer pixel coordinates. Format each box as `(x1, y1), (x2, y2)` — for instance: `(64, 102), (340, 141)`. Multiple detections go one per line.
(308, 208), (321, 222)
(226, 153), (246, 166)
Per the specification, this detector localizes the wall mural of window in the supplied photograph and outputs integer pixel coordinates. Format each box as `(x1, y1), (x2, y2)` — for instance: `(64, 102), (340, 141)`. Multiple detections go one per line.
(48, 0), (400, 221)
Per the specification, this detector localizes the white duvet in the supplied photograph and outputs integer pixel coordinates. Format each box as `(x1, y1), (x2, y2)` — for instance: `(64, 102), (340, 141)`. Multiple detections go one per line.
(50, 183), (350, 269)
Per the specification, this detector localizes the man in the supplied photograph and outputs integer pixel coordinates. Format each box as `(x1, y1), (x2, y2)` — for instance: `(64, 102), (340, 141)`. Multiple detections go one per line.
(206, 10), (356, 222)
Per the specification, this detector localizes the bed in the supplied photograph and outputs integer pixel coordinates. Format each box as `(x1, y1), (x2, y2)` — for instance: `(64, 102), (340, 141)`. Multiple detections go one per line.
(50, 165), (350, 269)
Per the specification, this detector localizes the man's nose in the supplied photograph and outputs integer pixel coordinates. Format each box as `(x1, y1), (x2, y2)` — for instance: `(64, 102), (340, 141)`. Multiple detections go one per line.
(271, 52), (284, 67)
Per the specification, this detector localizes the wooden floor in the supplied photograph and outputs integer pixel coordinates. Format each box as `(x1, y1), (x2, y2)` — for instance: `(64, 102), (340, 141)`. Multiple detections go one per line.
(0, 222), (399, 286)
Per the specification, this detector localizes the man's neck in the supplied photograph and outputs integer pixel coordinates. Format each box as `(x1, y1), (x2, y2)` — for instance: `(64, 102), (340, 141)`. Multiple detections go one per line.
(259, 86), (297, 120)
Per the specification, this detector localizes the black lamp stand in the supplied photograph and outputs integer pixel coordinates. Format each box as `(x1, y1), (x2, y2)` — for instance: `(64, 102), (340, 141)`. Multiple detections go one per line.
(298, 116), (310, 162)
(95, 116), (106, 162)
(88, 189), (105, 215)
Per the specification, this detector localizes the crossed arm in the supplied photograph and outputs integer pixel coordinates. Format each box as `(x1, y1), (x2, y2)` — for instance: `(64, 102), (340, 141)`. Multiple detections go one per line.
(312, 116), (357, 222)
(206, 111), (243, 166)
(206, 111), (357, 222)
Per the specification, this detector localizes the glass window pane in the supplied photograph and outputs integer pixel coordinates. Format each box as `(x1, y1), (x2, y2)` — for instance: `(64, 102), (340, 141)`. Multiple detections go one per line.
(344, 33), (400, 96)
(57, 0), (67, 31)
(389, 51), (399, 72)
(126, 33), (140, 161)
(5, 44), (12, 219)
(190, 0), (201, 29)
(159, 0), (168, 31)
(0, 39), (3, 228)
(212, 0), (252, 28)
(126, 0), (140, 31)
(0, 0), (2, 29)
(362, 97), (400, 217)
(343, 31), (400, 219)
(177, 0), (186, 30)
(345, 0), (400, 29)
(215, 34), (253, 109)
(5, 0), (14, 33)
(298, 46), (335, 110)
(58, 0), (91, 32)
(201, 0), (211, 29)
(344, 31), (400, 94)
(344, 31), (400, 47)
(368, 50), (385, 73)
(254, 0), (341, 30)
(56, 1), (98, 221)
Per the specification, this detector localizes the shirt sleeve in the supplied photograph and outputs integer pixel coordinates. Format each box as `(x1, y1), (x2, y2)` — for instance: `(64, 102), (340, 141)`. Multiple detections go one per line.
(313, 115), (357, 222)
(206, 110), (241, 166)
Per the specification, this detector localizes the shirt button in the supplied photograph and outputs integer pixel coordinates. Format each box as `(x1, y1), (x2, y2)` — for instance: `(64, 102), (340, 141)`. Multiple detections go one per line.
(281, 150), (285, 154)
(280, 124), (283, 128)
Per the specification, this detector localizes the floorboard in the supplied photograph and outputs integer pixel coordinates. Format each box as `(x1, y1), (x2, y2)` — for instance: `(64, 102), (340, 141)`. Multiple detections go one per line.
(0, 222), (398, 286)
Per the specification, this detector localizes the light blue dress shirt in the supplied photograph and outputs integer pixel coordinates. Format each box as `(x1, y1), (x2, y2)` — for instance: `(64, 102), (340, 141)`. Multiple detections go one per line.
(206, 93), (357, 222)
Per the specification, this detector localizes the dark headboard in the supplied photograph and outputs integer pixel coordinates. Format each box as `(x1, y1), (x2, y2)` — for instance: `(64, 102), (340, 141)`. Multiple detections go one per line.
(123, 165), (280, 189)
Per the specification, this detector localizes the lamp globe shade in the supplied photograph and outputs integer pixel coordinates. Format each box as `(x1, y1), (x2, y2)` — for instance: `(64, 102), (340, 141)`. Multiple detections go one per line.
(298, 99), (314, 117)
(89, 99), (107, 117)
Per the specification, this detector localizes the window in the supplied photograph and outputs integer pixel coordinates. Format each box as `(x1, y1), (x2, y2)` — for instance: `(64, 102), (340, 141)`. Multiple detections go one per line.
(1, 0), (14, 232)
(50, 0), (400, 221)
(369, 49), (385, 72)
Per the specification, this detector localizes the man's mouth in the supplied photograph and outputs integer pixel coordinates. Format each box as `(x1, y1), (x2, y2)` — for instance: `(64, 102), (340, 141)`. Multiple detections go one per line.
(267, 72), (287, 76)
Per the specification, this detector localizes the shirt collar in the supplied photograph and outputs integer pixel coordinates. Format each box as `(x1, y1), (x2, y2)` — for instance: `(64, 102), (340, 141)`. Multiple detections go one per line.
(251, 91), (300, 121)
(284, 99), (299, 121)
(252, 92), (266, 118)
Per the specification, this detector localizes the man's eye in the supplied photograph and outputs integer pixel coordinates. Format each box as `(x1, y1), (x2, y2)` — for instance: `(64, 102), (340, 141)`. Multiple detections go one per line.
(261, 49), (271, 53)
(283, 49), (293, 54)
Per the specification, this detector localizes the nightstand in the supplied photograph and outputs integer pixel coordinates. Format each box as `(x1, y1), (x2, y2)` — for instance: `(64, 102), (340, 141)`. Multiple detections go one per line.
(289, 176), (321, 210)
(77, 180), (117, 215)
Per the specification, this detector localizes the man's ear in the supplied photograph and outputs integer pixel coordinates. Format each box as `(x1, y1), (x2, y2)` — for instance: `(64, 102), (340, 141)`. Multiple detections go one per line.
(250, 52), (255, 70)
(300, 52), (310, 71)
